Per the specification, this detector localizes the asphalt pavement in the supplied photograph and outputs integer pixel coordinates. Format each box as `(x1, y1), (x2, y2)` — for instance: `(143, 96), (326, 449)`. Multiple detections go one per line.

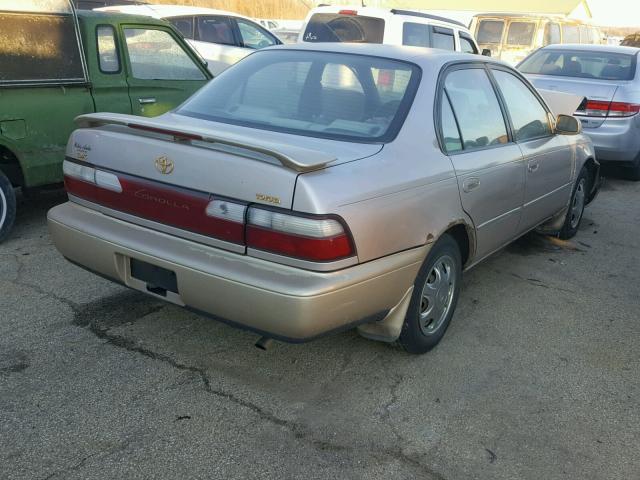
(1, 177), (638, 480)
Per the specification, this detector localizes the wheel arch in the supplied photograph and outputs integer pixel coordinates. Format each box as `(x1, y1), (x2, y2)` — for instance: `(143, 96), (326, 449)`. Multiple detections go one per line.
(438, 221), (475, 268)
(0, 143), (25, 187)
(581, 156), (600, 204)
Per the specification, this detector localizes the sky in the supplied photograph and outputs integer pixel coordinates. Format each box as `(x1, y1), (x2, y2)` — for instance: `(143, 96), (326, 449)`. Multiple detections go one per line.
(588, 0), (640, 27)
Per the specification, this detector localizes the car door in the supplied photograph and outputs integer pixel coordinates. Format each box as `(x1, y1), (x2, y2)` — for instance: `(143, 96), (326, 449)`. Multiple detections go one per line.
(191, 15), (248, 76)
(121, 25), (210, 117)
(490, 67), (573, 232)
(440, 65), (526, 260)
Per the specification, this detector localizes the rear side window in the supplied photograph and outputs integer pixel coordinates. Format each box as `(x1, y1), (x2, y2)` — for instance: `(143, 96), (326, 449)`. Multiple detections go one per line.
(432, 26), (455, 51)
(169, 16), (194, 39)
(518, 50), (636, 81)
(477, 20), (504, 44)
(97, 25), (119, 73)
(403, 22), (429, 47)
(443, 68), (508, 151)
(0, 10), (85, 84)
(492, 70), (551, 142)
(460, 35), (478, 54)
(544, 23), (561, 46)
(562, 24), (580, 43)
(124, 28), (206, 81)
(507, 22), (536, 46)
(302, 13), (384, 43)
(196, 16), (236, 45)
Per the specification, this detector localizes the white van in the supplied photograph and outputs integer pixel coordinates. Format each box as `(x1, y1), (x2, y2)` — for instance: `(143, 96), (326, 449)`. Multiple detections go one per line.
(470, 14), (602, 65)
(299, 6), (482, 54)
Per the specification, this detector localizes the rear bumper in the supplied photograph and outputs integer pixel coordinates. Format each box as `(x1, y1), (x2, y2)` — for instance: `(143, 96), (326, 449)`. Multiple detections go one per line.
(48, 202), (425, 342)
(583, 116), (640, 163)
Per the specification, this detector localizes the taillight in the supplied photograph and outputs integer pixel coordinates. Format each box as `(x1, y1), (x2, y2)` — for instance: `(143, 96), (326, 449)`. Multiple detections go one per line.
(577, 100), (640, 118)
(64, 159), (356, 264)
(338, 9), (358, 15)
(246, 207), (354, 262)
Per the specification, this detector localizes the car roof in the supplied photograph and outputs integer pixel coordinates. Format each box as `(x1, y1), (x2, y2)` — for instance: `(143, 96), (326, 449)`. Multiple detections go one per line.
(541, 44), (640, 55)
(263, 42), (503, 69)
(97, 3), (248, 20)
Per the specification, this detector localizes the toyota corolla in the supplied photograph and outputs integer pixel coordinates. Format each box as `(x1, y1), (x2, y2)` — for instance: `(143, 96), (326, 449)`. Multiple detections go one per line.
(48, 43), (599, 354)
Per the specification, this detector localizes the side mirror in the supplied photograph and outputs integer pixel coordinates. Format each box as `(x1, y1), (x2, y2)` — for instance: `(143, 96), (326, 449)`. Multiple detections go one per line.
(481, 48), (492, 57)
(555, 114), (582, 135)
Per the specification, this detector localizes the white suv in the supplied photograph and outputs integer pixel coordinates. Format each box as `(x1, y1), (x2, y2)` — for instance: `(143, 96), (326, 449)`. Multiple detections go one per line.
(299, 6), (481, 54)
(99, 4), (281, 75)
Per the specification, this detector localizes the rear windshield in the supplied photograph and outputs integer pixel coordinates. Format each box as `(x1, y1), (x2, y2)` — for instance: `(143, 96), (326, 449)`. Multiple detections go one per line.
(477, 20), (504, 44)
(302, 13), (385, 43)
(178, 50), (420, 143)
(507, 22), (536, 46)
(519, 50), (637, 81)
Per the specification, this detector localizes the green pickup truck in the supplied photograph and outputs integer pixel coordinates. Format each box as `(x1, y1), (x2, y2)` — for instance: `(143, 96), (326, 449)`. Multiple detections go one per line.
(0, 0), (212, 241)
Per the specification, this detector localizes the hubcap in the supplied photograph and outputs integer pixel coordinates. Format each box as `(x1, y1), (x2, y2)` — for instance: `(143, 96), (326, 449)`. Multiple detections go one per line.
(0, 186), (6, 230)
(419, 254), (456, 336)
(570, 179), (586, 229)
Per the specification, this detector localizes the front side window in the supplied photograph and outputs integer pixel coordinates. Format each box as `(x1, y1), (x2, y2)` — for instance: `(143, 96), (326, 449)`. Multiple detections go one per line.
(493, 70), (551, 142)
(403, 22), (429, 47)
(460, 35), (478, 54)
(507, 22), (536, 46)
(124, 28), (206, 81)
(302, 13), (385, 43)
(432, 26), (455, 51)
(178, 50), (420, 142)
(196, 16), (235, 45)
(477, 20), (504, 44)
(562, 24), (580, 43)
(544, 23), (561, 46)
(236, 19), (278, 49)
(97, 25), (119, 73)
(443, 68), (508, 151)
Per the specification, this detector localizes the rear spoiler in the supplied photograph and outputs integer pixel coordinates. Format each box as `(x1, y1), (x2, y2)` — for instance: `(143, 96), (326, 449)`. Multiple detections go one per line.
(75, 113), (336, 173)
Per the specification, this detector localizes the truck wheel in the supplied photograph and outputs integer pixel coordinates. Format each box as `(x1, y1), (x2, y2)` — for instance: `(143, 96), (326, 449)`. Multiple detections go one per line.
(559, 167), (589, 240)
(398, 234), (462, 354)
(0, 170), (17, 243)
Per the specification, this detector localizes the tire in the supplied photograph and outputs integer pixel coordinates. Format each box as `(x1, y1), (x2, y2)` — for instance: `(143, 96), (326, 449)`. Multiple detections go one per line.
(559, 167), (589, 240)
(398, 234), (462, 354)
(0, 170), (17, 243)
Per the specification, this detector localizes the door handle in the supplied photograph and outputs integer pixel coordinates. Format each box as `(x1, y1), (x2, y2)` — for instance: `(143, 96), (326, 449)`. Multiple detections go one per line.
(138, 97), (157, 105)
(528, 161), (540, 173)
(462, 176), (480, 193)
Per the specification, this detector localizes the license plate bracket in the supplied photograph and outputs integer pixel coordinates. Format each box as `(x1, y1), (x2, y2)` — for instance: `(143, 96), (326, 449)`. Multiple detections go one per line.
(130, 258), (178, 297)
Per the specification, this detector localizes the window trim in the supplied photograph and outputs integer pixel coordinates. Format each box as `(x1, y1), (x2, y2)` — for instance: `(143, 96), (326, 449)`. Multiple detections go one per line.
(95, 24), (122, 75)
(120, 24), (209, 82)
(487, 64), (554, 144)
(434, 61), (513, 156)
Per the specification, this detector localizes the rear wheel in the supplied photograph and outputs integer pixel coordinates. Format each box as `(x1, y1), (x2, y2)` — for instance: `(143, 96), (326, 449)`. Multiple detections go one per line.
(559, 167), (589, 240)
(0, 170), (17, 243)
(398, 234), (462, 354)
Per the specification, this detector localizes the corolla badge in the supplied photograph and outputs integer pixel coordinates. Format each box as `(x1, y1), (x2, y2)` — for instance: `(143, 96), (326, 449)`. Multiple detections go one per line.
(155, 155), (174, 175)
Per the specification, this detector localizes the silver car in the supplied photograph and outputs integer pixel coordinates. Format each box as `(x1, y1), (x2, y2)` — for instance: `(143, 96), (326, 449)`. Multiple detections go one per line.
(48, 43), (599, 354)
(519, 44), (640, 179)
